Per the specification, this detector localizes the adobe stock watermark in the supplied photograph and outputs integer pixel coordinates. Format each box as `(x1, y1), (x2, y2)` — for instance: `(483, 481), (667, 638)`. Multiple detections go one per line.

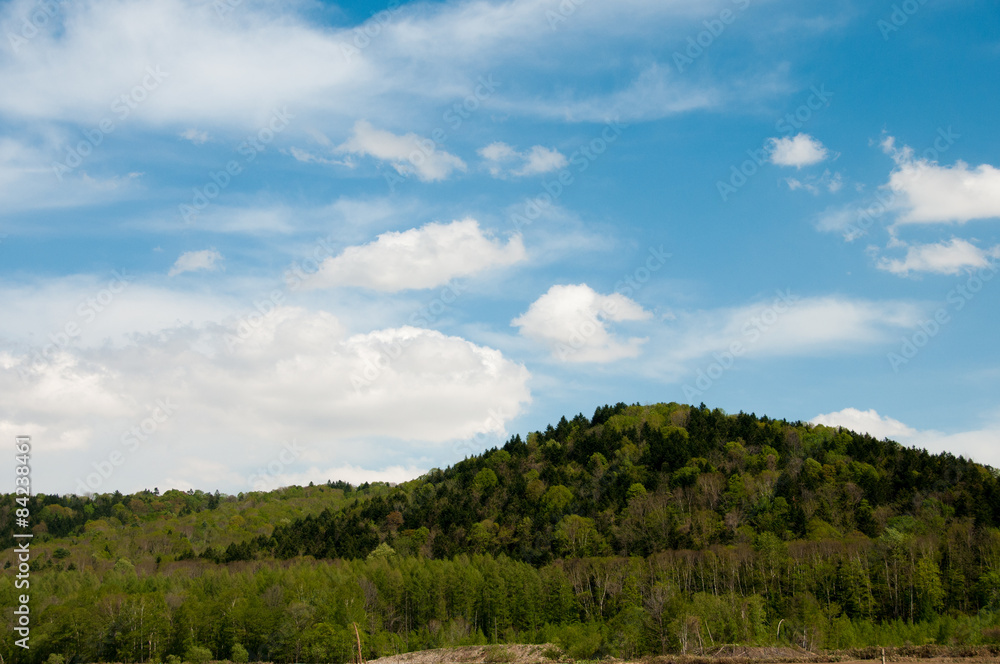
(384, 75), (501, 192)
(179, 107), (294, 222)
(5, 0), (60, 54)
(877, 0), (927, 41)
(672, 0), (751, 73)
(52, 66), (168, 180)
(682, 289), (798, 399)
(509, 119), (627, 231)
(248, 440), (303, 491)
(842, 126), (959, 241)
(545, 0), (588, 31)
(339, 0), (403, 61)
(716, 85), (832, 201)
(18, 270), (131, 381)
(887, 260), (998, 372)
(75, 397), (178, 495)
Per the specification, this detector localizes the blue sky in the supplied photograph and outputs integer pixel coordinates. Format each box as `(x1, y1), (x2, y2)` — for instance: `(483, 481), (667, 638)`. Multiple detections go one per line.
(1, 0), (999, 495)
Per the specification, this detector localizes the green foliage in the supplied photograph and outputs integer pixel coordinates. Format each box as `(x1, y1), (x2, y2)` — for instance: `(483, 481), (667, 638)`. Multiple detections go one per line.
(5, 402), (1000, 663)
(552, 622), (603, 659)
(367, 542), (397, 561)
(542, 485), (573, 514)
(474, 468), (499, 493)
(184, 645), (212, 663)
(231, 642), (249, 663)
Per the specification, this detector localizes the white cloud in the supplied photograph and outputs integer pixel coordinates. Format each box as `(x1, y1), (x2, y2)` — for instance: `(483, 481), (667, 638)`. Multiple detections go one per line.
(769, 133), (829, 168)
(479, 142), (518, 163)
(876, 238), (1000, 276)
(512, 284), (652, 363)
(337, 120), (466, 182)
(640, 295), (923, 380)
(0, 306), (531, 494)
(168, 249), (223, 276)
(479, 142), (568, 177)
(811, 408), (917, 440)
(505, 62), (722, 122)
(243, 463), (429, 493)
(289, 147), (354, 167)
(179, 128), (209, 144)
(0, 0), (768, 134)
(811, 407), (1000, 469)
(786, 169), (842, 194)
(0, 276), (234, 348)
(305, 218), (526, 291)
(882, 137), (1000, 224)
(0, 136), (141, 211)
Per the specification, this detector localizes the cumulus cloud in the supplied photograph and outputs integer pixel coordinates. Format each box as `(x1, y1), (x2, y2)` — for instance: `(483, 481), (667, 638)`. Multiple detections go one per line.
(811, 408), (917, 440)
(881, 136), (1000, 224)
(811, 407), (1000, 469)
(337, 121), (466, 182)
(769, 133), (829, 168)
(479, 142), (568, 177)
(876, 238), (1000, 276)
(512, 284), (652, 362)
(305, 218), (526, 291)
(0, 307), (531, 493)
(168, 249), (223, 276)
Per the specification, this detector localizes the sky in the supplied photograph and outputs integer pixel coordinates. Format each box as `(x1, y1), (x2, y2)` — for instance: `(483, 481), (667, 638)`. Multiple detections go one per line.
(1, 0), (999, 496)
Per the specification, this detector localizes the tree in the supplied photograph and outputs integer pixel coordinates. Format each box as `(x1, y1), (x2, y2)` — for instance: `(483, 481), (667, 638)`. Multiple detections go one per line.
(232, 643), (249, 663)
(184, 645), (213, 664)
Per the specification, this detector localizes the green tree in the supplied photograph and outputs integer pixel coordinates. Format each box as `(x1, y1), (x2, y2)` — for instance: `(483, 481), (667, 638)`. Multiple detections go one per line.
(231, 642), (250, 663)
(185, 645), (213, 664)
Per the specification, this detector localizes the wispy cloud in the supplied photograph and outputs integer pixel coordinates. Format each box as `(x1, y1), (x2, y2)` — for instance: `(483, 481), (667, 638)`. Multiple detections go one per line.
(479, 142), (568, 177)
(337, 121), (466, 182)
(168, 249), (223, 277)
(876, 238), (1000, 276)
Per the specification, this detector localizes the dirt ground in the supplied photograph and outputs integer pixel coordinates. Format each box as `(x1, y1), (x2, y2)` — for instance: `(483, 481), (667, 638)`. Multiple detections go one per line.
(366, 644), (1000, 664)
(367, 644), (557, 664)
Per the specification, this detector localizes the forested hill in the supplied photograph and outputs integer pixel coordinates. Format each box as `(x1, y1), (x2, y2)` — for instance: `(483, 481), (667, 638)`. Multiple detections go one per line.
(6, 402), (1000, 663)
(213, 402), (1000, 564)
(8, 402), (1000, 565)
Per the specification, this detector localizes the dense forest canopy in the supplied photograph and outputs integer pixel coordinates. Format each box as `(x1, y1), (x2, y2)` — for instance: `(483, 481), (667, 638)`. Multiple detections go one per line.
(3, 403), (1000, 663)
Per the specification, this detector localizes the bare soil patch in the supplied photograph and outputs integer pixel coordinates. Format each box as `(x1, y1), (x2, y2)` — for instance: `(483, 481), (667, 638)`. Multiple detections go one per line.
(368, 644), (1000, 664)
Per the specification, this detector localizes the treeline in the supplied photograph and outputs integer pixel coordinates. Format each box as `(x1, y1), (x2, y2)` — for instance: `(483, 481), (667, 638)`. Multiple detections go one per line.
(6, 547), (1000, 663)
(0, 480), (360, 543)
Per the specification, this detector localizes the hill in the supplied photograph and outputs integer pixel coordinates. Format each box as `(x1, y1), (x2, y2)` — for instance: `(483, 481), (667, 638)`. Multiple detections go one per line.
(4, 402), (1000, 663)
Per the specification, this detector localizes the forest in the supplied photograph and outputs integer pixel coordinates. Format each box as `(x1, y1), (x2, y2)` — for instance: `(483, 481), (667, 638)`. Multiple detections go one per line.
(3, 402), (1000, 663)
